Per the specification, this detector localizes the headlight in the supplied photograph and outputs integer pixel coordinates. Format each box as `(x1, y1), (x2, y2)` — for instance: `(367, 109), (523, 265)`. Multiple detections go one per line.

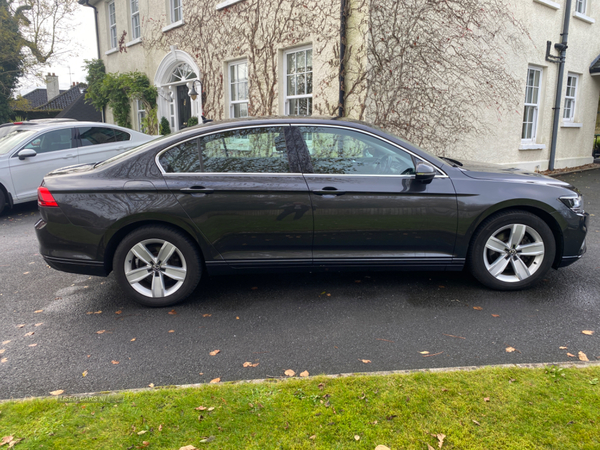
(560, 194), (584, 213)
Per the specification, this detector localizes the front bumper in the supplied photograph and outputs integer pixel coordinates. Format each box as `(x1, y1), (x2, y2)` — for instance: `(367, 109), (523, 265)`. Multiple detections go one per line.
(557, 212), (588, 268)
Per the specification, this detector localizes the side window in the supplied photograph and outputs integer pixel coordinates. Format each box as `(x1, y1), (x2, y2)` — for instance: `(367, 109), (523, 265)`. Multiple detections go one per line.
(24, 129), (73, 154)
(78, 127), (117, 146)
(201, 127), (290, 173)
(297, 127), (415, 175)
(114, 129), (131, 141)
(159, 139), (201, 173)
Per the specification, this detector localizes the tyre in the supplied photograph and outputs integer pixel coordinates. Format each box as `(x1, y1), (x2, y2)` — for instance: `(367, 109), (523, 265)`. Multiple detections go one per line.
(468, 210), (556, 290)
(0, 189), (6, 216)
(113, 225), (202, 307)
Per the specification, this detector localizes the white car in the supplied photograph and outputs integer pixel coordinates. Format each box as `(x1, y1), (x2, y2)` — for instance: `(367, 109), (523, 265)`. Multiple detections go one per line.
(0, 121), (155, 215)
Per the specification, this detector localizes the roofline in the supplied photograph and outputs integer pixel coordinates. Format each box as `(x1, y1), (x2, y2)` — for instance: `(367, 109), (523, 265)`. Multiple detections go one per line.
(590, 53), (600, 75)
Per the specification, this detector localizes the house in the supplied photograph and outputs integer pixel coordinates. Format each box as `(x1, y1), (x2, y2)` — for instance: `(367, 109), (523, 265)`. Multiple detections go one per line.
(19, 74), (102, 122)
(79, 0), (600, 171)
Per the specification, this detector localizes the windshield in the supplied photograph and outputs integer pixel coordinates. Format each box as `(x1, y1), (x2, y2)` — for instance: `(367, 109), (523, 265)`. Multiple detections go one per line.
(94, 135), (167, 168)
(0, 129), (38, 155)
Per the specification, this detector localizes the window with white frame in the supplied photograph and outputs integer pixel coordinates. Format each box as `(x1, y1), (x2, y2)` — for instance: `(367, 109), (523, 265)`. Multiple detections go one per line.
(170, 0), (182, 23)
(229, 61), (249, 118)
(108, 0), (117, 49)
(130, 0), (140, 40)
(575, 0), (587, 13)
(563, 74), (579, 122)
(137, 100), (146, 132)
(522, 67), (542, 141)
(284, 47), (313, 116)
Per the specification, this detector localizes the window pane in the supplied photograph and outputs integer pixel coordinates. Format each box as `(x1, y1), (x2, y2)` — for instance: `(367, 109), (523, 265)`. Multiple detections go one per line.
(230, 65), (237, 83)
(233, 103), (249, 118)
(114, 130), (131, 141)
(287, 75), (296, 97)
(297, 73), (306, 96)
(201, 127), (290, 173)
(287, 53), (296, 75)
(78, 127), (117, 146)
(306, 50), (312, 71)
(298, 126), (415, 175)
(159, 140), (201, 173)
(307, 72), (313, 94)
(297, 51), (305, 73)
(131, 0), (138, 13)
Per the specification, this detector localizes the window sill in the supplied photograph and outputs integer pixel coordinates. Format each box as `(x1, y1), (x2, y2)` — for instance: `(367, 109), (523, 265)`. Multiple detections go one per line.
(519, 143), (546, 150)
(533, 0), (560, 10)
(162, 20), (185, 32)
(573, 11), (595, 24)
(216, 0), (246, 10)
(105, 48), (118, 56)
(561, 122), (583, 128)
(125, 37), (142, 48)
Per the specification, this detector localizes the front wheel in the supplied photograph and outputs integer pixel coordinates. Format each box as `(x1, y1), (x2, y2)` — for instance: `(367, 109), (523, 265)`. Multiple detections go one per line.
(468, 211), (556, 290)
(113, 225), (202, 307)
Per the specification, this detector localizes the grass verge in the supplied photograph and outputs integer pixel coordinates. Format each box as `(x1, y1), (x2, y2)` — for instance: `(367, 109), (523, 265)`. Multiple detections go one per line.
(1, 365), (599, 449)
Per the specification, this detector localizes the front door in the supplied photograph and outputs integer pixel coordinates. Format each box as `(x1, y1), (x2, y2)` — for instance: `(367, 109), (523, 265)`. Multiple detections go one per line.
(177, 85), (192, 129)
(158, 126), (313, 266)
(294, 125), (458, 266)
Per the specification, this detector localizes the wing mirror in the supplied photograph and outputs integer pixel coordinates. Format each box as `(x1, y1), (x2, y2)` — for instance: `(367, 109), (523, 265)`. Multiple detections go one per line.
(414, 162), (436, 184)
(18, 149), (37, 160)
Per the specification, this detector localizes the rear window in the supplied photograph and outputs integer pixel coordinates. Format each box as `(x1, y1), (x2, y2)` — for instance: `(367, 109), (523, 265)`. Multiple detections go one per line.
(0, 129), (37, 155)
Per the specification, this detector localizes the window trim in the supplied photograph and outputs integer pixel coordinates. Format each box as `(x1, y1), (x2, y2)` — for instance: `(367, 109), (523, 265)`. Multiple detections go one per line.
(107, 0), (117, 50)
(533, 0), (561, 10)
(562, 73), (579, 123)
(522, 66), (543, 144)
(228, 60), (249, 119)
(283, 46), (313, 116)
(170, 0), (183, 23)
(130, 0), (141, 40)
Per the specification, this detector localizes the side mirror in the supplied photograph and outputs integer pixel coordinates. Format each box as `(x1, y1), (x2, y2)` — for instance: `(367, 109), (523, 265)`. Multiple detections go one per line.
(414, 162), (436, 184)
(18, 149), (37, 160)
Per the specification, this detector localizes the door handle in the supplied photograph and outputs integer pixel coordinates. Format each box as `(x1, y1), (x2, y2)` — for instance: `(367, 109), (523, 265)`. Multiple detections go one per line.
(63, 153), (76, 159)
(312, 187), (345, 196)
(180, 186), (214, 194)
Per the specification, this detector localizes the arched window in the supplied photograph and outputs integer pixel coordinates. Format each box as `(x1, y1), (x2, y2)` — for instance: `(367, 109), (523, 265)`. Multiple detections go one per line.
(170, 63), (197, 83)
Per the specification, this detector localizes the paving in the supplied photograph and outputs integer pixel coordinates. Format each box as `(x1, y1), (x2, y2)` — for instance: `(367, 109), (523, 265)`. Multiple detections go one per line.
(0, 169), (599, 400)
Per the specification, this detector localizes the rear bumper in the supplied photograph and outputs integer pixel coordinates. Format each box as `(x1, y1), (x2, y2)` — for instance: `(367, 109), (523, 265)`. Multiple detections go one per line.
(43, 255), (109, 277)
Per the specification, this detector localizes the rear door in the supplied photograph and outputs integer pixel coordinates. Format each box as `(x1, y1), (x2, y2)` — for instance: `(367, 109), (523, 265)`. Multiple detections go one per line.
(294, 125), (458, 268)
(158, 125), (313, 268)
(8, 127), (77, 201)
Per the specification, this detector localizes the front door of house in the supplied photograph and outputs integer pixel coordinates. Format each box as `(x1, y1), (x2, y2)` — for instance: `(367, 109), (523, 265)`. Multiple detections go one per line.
(177, 85), (192, 129)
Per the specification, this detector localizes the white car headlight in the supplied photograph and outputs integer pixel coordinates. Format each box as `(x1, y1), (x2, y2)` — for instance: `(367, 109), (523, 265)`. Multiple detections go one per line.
(560, 194), (584, 213)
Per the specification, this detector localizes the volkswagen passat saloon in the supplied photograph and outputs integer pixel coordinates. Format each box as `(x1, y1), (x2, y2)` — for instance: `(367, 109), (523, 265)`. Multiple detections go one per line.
(34, 117), (588, 307)
(0, 121), (155, 215)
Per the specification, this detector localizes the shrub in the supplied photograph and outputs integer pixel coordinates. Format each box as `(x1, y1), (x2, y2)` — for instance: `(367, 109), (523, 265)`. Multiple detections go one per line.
(159, 117), (171, 135)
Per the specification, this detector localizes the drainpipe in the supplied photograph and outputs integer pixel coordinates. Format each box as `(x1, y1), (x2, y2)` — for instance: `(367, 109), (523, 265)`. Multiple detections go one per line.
(547, 0), (572, 171)
(338, 0), (347, 118)
(80, 0), (105, 122)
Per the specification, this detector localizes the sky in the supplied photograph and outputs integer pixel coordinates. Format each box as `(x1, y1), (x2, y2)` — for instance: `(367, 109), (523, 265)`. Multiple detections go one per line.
(18, 4), (98, 96)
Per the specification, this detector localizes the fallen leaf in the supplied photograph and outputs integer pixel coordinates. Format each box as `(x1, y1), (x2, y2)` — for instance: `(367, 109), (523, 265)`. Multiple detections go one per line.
(567, 352), (576, 357)
(24, 332), (34, 337)
(375, 446), (391, 450)
(28, 343), (37, 347)
(0, 436), (14, 446)
(419, 351), (430, 355)
(168, 330), (174, 333)
(236, 316), (240, 319)
(1, 340), (9, 345)
(559, 346), (567, 349)
(360, 359), (371, 364)
(484, 397), (490, 402)
(506, 347), (516, 353)
(115, 310), (122, 314)
(168, 309), (177, 315)
(210, 378), (221, 383)
(148, 383), (154, 388)
(131, 338), (136, 342)
(137, 430), (147, 435)
(582, 330), (594, 335)
(473, 306), (483, 310)
(423, 351), (443, 357)
(16, 324), (24, 328)
(491, 314), (500, 317)
(82, 370), (88, 377)
(96, 330), (105, 334)
(49, 390), (64, 396)
(284, 369), (296, 376)
(354, 435), (360, 441)
(208, 407), (215, 411)
(300, 370), (309, 377)
(0, 349), (4, 354)
(579, 351), (589, 362)
(111, 360), (119, 365)
(34, 310), (43, 313)
(195, 406), (207, 410)
(309, 435), (316, 439)
(472, 419), (481, 426)
(209, 349), (220, 356)
(435, 433), (446, 449)
(203, 314), (211, 317)
(35, 323), (43, 327)
(142, 442), (149, 447)
(0, 358), (6, 363)
(158, 425), (163, 432)
(179, 446), (198, 450)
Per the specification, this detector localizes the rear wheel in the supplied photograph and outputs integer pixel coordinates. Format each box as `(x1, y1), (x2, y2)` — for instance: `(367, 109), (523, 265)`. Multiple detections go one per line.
(0, 190), (6, 216)
(113, 225), (202, 307)
(468, 211), (556, 290)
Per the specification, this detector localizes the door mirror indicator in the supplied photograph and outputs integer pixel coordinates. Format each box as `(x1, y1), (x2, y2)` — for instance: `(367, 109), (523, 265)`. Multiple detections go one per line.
(18, 149), (37, 160)
(415, 162), (436, 184)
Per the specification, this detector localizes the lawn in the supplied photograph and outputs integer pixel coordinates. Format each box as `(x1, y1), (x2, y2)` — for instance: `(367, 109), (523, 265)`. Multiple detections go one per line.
(1, 365), (599, 449)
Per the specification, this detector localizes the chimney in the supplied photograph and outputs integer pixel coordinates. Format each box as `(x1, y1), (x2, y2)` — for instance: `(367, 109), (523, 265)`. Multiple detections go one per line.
(46, 73), (59, 102)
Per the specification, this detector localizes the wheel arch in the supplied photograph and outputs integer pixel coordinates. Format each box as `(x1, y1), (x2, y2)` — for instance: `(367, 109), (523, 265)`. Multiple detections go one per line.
(102, 218), (210, 274)
(0, 182), (13, 211)
(466, 204), (564, 269)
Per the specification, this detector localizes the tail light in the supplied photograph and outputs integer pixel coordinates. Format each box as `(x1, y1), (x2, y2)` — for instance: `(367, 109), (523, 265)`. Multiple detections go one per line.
(38, 186), (58, 207)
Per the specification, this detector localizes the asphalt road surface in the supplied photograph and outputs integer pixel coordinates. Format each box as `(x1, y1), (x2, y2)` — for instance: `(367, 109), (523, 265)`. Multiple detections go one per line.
(1, 170), (599, 400)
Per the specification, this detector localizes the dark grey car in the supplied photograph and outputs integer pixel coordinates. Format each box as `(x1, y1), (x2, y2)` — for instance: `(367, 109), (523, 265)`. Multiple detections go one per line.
(34, 117), (588, 307)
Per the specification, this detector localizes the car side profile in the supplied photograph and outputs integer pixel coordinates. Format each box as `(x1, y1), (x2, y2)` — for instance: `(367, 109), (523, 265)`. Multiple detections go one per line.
(0, 121), (155, 215)
(34, 117), (588, 307)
